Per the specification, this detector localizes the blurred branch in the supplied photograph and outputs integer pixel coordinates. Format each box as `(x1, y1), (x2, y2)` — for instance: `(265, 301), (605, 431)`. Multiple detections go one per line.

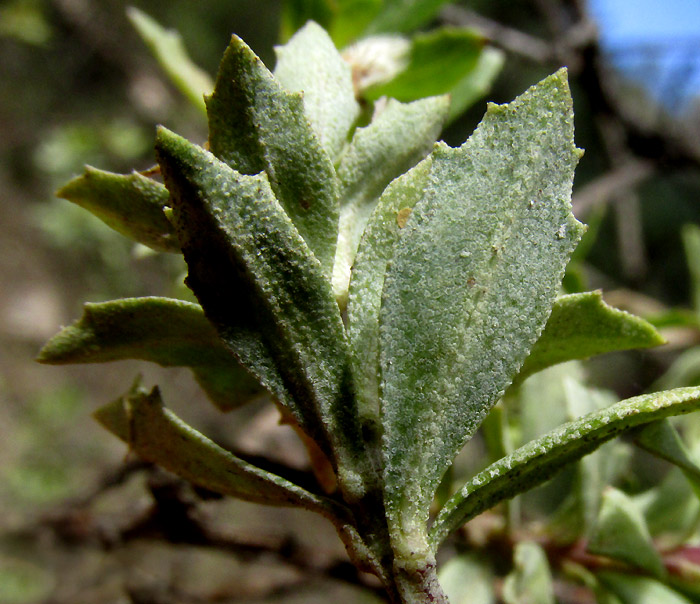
(573, 159), (655, 216)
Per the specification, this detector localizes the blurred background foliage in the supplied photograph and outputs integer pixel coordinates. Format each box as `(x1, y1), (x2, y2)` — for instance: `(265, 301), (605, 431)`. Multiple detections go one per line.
(1, 0), (700, 602)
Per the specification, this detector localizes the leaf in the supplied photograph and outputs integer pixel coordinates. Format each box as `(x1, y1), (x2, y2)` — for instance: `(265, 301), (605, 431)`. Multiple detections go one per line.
(36, 297), (262, 412)
(502, 541), (555, 604)
(280, 0), (334, 41)
(127, 7), (212, 113)
(634, 419), (700, 494)
(95, 384), (339, 513)
(597, 572), (693, 604)
(439, 553), (495, 604)
(273, 21), (360, 161)
(328, 0), (383, 47)
(155, 128), (364, 490)
(205, 34), (339, 274)
(682, 224), (700, 316)
(635, 468), (700, 539)
(587, 487), (665, 577)
(347, 157), (433, 424)
(334, 96), (449, 302)
(56, 167), (178, 253)
(364, 29), (485, 104)
(364, 0), (453, 34)
(654, 348), (700, 391)
(430, 386), (700, 547)
(516, 291), (665, 384)
(445, 46), (504, 123)
(379, 69), (584, 553)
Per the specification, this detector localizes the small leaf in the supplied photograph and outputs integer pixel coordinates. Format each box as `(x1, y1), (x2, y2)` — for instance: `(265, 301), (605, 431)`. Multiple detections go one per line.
(634, 419), (700, 495)
(587, 487), (665, 577)
(273, 21), (360, 160)
(347, 157), (433, 424)
(439, 553), (496, 604)
(364, 28), (487, 109)
(334, 96), (449, 302)
(95, 384), (338, 513)
(364, 0), (453, 34)
(516, 291), (665, 383)
(206, 34), (339, 273)
(56, 167), (178, 253)
(502, 541), (555, 604)
(430, 386), (700, 547)
(597, 572), (693, 604)
(155, 129), (364, 490)
(36, 297), (261, 411)
(380, 69), (584, 554)
(127, 7), (212, 113)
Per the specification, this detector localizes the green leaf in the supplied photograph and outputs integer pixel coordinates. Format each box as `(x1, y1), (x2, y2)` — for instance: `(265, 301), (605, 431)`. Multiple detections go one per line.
(502, 541), (555, 604)
(127, 7), (212, 113)
(364, 29), (484, 104)
(587, 487), (665, 577)
(206, 34), (339, 274)
(364, 0), (453, 34)
(347, 156), (433, 425)
(654, 348), (700, 390)
(328, 0), (383, 47)
(430, 386), (700, 547)
(445, 46), (504, 123)
(682, 224), (700, 316)
(634, 419), (700, 494)
(334, 96), (449, 302)
(597, 572), (693, 604)
(379, 69), (584, 555)
(155, 128), (364, 491)
(635, 468), (700, 538)
(56, 166), (178, 253)
(273, 21), (360, 161)
(95, 384), (338, 513)
(439, 553), (496, 604)
(36, 297), (262, 412)
(280, 0), (334, 41)
(516, 291), (665, 384)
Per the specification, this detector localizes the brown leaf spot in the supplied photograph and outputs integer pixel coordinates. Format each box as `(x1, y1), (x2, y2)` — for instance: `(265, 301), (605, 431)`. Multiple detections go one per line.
(397, 207), (412, 228)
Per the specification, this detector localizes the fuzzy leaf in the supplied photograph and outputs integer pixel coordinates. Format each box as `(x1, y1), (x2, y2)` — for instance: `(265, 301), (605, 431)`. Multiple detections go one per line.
(516, 291), (665, 384)
(502, 541), (555, 604)
(334, 96), (449, 302)
(95, 384), (337, 512)
(430, 386), (700, 546)
(380, 69), (584, 553)
(347, 157), (433, 424)
(56, 167), (178, 253)
(36, 297), (261, 412)
(127, 8), (212, 113)
(587, 487), (665, 577)
(597, 572), (693, 604)
(365, 0), (453, 34)
(206, 34), (339, 273)
(273, 21), (360, 160)
(364, 28), (486, 108)
(155, 129), (363, 485)
(439, 554), (495, 604)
